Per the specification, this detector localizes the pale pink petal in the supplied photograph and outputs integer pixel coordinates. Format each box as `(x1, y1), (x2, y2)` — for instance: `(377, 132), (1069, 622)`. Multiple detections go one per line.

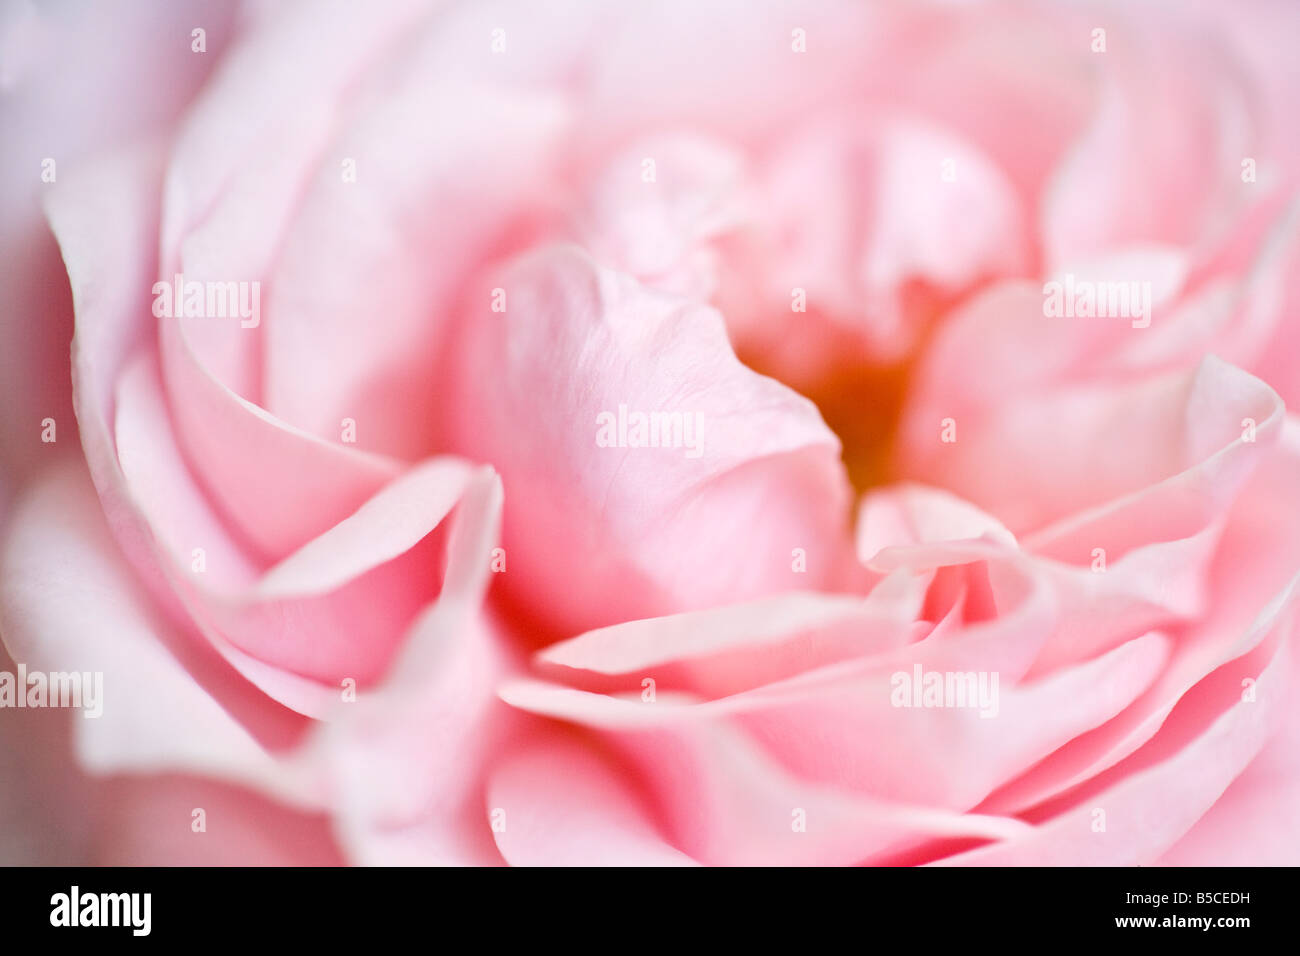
(0, 460), (317, 805)
(882, 6), (1095, 206)
(578, 0), (889, 153)
(939, 619), (1296, 866)
(263, 84), (570, 459)
(45, 141), (188, 625)
(0, 640), (91, 864)
(574, 134), (749, 300)
(488, 722), (1035, 867)
(1022, 526), (1221, 677)
(158, 316), (404, 560)
(856, 483), (1017, 564)
(153, 0), (446, 557)
(94, 775), (343, 867)
(719, 113), (1029, 371)
(981, 419), (1300, 814)
(1157, 620), (1300, 865)
(0, 0), (234, 485)
(609, 721), (1036, 866)
(160, 0), (432, 276)
(1042, 10), (1255, 267)
(537, 584), (919, 700)
(114, 354), (481, 687)
(722, 629), (1168, 809)
(302, 470), (519, 866)
(502, 561), (1161, 812)
(1123, 196), (1300, 407)
(903, 351), (1283, 539)
(488, 732), (696, 867)
(445, 244), (856, 635)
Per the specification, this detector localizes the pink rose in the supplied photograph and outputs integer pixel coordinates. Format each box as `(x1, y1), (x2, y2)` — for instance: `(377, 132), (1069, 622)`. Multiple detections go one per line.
(1, 0), (1298, 867)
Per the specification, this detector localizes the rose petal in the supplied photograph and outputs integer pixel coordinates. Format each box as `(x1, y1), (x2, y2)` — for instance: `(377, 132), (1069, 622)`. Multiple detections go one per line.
(939, 619), (1295, 865)
(0, 460), (316, 804)
(445, 244), (856, 635)
(488, 732), (696, 867)
(115, 352), (481, 687)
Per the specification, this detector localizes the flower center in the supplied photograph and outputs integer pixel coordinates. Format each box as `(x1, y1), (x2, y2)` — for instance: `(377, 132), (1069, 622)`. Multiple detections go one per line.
(735, 285), (944, 497)
(813, 358), (913, 494)
(736, 342), (914, 495)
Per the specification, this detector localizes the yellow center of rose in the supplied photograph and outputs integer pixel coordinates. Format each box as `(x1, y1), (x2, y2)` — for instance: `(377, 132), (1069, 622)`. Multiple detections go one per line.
(735, 291), (944, 496)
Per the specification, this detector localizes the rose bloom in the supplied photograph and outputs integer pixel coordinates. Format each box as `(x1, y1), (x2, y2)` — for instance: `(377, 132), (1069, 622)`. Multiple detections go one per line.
(1, 0), (1298, 866)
